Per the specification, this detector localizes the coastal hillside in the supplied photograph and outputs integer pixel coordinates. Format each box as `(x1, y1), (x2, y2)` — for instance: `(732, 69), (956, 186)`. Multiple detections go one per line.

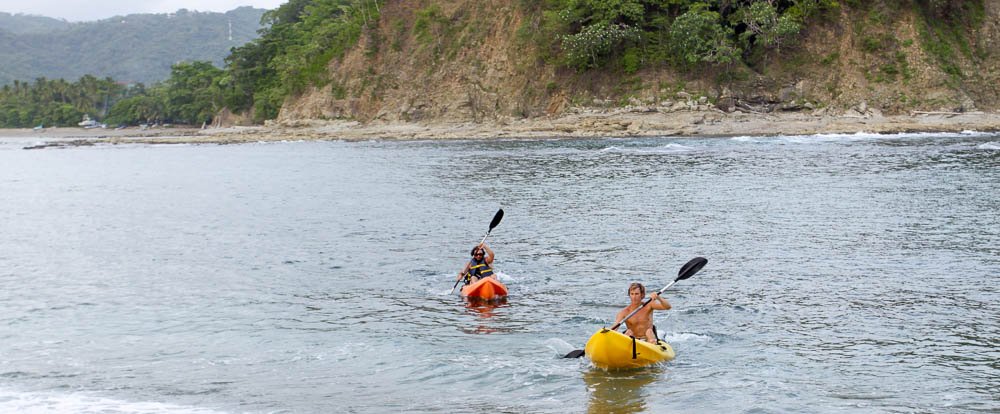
(0, 7), (266, 85)
(0, 12), (69, 34)
(276, 0), (999, 124)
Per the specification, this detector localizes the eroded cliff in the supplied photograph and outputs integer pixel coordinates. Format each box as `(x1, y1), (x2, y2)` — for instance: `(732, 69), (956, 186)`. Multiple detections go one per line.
(277, 0), (1000, 124)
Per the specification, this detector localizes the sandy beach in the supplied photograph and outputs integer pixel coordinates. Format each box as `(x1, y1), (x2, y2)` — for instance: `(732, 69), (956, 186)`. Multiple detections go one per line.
(5, 109), (1000, 147)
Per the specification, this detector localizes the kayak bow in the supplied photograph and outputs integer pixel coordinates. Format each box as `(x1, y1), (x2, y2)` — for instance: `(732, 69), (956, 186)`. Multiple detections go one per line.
(460, 277), (508, 300)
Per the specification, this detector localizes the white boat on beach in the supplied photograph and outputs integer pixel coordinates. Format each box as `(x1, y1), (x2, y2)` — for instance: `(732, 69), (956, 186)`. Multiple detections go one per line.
(78, 114), (106, 129)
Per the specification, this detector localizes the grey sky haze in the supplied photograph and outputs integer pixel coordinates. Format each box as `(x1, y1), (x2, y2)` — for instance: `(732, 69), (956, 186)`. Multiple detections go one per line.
(0, 0), (286, 22)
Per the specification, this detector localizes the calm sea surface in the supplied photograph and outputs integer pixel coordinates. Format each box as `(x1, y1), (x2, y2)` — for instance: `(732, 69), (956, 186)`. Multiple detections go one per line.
(0, 132), (998, 413)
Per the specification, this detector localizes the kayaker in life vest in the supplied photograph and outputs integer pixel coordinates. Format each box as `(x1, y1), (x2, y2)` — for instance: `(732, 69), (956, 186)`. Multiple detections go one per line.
(617, 282), (671, 343)
(456, 243), (495, 285)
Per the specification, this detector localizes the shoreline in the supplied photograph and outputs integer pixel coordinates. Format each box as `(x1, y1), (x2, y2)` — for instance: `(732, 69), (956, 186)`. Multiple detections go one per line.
(5, 110), (1000, 146)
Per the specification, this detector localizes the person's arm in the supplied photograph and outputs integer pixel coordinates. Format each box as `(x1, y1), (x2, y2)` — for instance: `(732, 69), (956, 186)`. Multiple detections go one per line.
(456, 261), (471, 281)
(614, 308), (629, 328)
(648, 293), (671, 310)
(617, 310), (636, 335)
(481, 243), (495, 265)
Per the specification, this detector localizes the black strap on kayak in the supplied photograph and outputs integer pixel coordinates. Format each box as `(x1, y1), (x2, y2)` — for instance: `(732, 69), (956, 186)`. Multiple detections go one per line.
(631, 336), (637, 359)
(653, 325), (667, 350)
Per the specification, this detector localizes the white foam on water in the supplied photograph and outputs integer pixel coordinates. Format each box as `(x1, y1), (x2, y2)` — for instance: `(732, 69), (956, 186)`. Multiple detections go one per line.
(0, 388), (227, 414)
(649, 143), (697, 153)
(663, 332), (713, 343)
(543, 338), (579, 356)
(599, 143), (695, 154)
(328, 341), (370, 362)
(494, 271), (517, 282)
(977, 142), (1000, 150)
(431, 274), (459, 295)
(730, 135), (771, 143)
(150, 143), (193, 147)
(431, 286), (456, 295)
(732, 130), (997, 143)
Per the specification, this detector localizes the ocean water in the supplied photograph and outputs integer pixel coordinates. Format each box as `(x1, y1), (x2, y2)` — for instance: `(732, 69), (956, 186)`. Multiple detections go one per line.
(0, 131), (997, 413)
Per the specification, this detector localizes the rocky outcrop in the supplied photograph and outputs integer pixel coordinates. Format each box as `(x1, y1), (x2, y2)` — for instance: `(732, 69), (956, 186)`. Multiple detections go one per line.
(276, 0), (1000, 125)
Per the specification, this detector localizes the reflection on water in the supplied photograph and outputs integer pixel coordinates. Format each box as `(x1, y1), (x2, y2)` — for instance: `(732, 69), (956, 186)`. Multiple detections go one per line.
(465, 297), (509, 315)
(461, 298), (510, 335)
(583, 367), (662, 414)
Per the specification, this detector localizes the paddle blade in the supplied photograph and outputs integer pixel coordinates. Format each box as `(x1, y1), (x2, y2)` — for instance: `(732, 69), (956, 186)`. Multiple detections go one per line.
(488, 208), (504, 232)
(676, 257), (708, 281)
(563, 349), (585, 358)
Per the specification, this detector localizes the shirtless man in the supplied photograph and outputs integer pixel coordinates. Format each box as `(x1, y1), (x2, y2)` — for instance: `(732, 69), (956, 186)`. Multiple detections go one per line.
(616, 282), (671, 343)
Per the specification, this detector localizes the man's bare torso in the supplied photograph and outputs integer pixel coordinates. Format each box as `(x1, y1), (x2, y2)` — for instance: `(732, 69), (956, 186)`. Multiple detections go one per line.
(621, 306), (654, 340)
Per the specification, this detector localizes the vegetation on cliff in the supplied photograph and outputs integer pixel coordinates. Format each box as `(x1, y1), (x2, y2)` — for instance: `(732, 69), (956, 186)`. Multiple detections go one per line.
(534, 0), (834, 71)
(528, 0), (987, 74)
(278, 0), (994, 122)
(1, 0), (995, 128)
(223, 0), (383, 122)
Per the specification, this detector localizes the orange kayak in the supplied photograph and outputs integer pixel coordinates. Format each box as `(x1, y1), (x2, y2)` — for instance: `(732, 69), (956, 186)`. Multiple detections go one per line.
(460, 277), (508, 300)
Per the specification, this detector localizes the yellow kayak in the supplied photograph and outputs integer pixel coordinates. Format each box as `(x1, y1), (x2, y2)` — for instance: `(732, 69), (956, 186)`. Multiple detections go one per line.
(583, 328), (675, 369)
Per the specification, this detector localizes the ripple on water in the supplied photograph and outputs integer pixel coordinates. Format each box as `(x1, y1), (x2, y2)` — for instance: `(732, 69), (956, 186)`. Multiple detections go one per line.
(0, 134), (997, 413)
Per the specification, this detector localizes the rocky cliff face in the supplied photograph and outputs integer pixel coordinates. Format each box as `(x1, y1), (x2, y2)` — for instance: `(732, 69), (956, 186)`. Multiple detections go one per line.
(277, 0), (999, 124)
(278, 0), (547, 124)
(784, 1), (1000, 115)
(974, 0), (1000, 107)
